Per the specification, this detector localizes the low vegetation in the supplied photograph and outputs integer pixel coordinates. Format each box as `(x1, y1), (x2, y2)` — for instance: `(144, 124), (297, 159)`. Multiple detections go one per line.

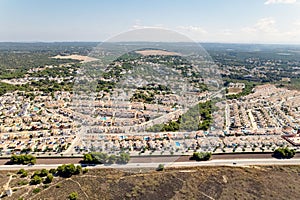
(147, 101), (213, 132)
(2, 166), (300, 199)
(83, 152), (130, 164)
(56, 164), (82, 178)
(10, 154), (36, 165)
(273, 147), (296, 159)
(68, 192), (78, 200)
(190, 152), (212, 161)
(156, 164), (165, 171)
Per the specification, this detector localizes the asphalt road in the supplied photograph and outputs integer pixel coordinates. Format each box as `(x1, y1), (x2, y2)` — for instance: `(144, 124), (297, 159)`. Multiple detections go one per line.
(1, 158), (300, 171)
(0, 152), (299, 166)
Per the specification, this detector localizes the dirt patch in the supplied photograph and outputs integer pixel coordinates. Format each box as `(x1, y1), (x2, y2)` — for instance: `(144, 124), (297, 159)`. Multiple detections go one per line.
(52, 54), (98, 62)
(135, 50), (181, 56)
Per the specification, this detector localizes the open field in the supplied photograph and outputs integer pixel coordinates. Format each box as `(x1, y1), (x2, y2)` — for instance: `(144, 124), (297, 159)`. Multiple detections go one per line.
(1, 165), (300, 199)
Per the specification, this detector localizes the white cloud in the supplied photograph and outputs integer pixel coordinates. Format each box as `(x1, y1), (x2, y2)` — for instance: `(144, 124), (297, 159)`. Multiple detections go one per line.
(242, 17), (278, 33)
(176, 25), (207, 34)
(220, 29), (233, 36)
(131, 20), (164, 30)
(293, 21), (300, 26)
(239, 17), (300, 43)
(264, 0), (297, 5)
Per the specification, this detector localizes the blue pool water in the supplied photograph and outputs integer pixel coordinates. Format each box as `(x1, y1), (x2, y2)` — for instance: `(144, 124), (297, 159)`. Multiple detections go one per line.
(175, 142), (180, 147)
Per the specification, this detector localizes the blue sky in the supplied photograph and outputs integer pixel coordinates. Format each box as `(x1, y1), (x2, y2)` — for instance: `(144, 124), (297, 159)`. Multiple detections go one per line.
(1, 0), (300, 43)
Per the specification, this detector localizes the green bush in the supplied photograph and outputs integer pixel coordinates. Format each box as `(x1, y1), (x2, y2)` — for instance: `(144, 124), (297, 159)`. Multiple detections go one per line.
(116, 153), (130, 164)
(44, 174), (53, 184)
(10, 155), (36, 165)
(191, 152), (212, 161)
(83, 152), (130, 164)
(75, 165), (82, 174)
(40, 169), (48, 177)
(56, 164), (82, 177)
(69, 192), (78, 200)
(17, 169), (28, 177)
(82, 168), (89, 174)
(107, 155), (116, 164)
(273, 147), (296, 159)
(17, 180), (28, 186)
(49, 168), (57, 174)
(17, 169), (26, 174)
(32, 171), (41, 178)
(21, 171), (28, 178)
(32, 188), (41, 194)
(156, 164), (165, 171)
(30, 175), (43, 185)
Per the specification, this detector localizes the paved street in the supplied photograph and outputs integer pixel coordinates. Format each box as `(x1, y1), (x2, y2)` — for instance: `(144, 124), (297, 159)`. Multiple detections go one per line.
(1, 158), (300, 171)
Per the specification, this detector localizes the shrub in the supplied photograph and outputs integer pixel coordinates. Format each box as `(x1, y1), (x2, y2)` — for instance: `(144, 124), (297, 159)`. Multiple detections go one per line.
(30, 175), (43, 185)
(10, 154), (36, 165)
(75, 165), (82, 175)
(107, 155), (116, 164)
(21, 171), (28, 178)
(40, 169), (48, 177)
(32, 188), (41, 194)
(18, 169), (28, 177)
(56, 164), (82, 177)
(32, 171), (41, 178)
(190, 152), (212, 161)
(273, 147), (296, 159)
(17, 169), (26, 174)
(69, 192), (78, 200)
(82, 152), (130, 164)
(44, 174), (53, 184)
(17, 180), (28, 186)
(156, 164), (165, 171)
(49, 168), (57, 174)
(116, 153), (130, 164)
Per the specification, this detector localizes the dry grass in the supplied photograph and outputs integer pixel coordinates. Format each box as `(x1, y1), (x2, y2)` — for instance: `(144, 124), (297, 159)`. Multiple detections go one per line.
(1, 166), (300, 200)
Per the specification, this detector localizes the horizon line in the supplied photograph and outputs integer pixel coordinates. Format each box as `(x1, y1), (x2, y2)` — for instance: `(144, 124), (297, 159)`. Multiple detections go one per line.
(1, 41), (300, 46)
